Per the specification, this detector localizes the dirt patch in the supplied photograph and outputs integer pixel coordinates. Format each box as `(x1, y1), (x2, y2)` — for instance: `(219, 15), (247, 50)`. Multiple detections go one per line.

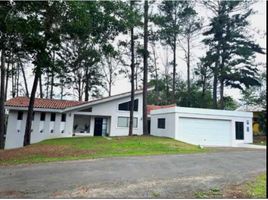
(223, 184), (248, 198)
(254, 135), (266, 145)
(0, 144), (96, 163)
(0, 190), (26, 198)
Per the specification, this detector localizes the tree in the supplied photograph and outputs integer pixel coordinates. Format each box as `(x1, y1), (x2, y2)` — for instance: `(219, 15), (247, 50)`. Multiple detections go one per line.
(240, 71), (266, 108)
(0, 1), (18, 148)
(101, 45), (120, 97)
(129, 0), (135, 136)
(202, 0), (265, 109)
(154, 1), (193, 102)
(9, 1), (68, 146)
(142, 0), (149, 135)
(178, 2), (202, 106)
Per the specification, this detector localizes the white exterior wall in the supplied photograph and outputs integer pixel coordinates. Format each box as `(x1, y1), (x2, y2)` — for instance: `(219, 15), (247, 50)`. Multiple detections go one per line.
(72, 93), (143, 136)
(5, 110), (72, 149)
(150, 112), (176, 139)
(5, 93), (143, 149)
(151, 107), (253, 147)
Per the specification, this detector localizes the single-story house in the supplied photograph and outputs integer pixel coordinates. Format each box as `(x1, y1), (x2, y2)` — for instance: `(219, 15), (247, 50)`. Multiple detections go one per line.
(236, 105), (266, 135)
(4, 90), (144, 149)
(4, 90), (254, 149)
(150, 106), (253, 147)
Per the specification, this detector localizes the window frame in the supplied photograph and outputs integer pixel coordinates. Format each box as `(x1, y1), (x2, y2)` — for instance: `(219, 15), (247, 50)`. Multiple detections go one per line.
(40, 112), (46, 121)
(50, 113), (56, 122)
(61, 114), (66, 122)
(117, 116), (138, 128)
(118, 99), (139, 112)
(17, 111), (23, 120)
(157, 118), (166, 129)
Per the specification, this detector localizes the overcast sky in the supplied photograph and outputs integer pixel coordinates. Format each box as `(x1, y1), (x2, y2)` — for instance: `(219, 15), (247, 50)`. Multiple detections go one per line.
(12, 0), (267, 103)
(110, 0), (266, 103)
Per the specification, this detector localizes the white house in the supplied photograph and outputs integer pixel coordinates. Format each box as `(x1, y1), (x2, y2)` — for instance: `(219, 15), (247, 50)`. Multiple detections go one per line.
(4, 90), (144, 149)
(150, 106), (253, 147)
(4, 89), (254, 149)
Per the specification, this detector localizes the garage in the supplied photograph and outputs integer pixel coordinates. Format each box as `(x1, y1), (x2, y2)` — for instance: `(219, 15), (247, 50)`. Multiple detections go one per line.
(150, 106), (253, 147)
(178, 117), (232, 146)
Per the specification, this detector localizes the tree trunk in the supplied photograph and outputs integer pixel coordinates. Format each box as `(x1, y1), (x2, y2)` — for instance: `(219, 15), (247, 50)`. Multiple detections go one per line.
(50, 51), (55, 99)
(11, 62), (15, 98)
(0, 50), (6, 149)
(20, 61), (29, 97)
(39, 74), (43, 98)
(5, 58), (10, 101)
(128, 0), (135, 136)
(108, 74), (112, 97)
(172, 38), (176, 103)
(24, 68), (40, 146)
(212, 71), (218, 109)
(187, 36), (191, 107)
(50, 72), (54, 99)
(84, 66), (89, 101)
(219, 78), (224, 109)
(143, 0), (149, 135)
(16, 63), (19, 97)
(151, 43), (159, 101)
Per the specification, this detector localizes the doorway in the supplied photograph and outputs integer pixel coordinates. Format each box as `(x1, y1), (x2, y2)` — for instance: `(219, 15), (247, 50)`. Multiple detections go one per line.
(235, 121), (244, 140)
(94, 118), (103, 136)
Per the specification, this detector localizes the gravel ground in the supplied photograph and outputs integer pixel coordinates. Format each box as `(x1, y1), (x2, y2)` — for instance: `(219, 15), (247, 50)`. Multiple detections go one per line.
(0, 149), (266, 198)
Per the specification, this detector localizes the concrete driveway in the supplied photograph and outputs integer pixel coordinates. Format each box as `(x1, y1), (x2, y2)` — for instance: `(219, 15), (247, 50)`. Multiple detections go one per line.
(0, 149), (266, 198)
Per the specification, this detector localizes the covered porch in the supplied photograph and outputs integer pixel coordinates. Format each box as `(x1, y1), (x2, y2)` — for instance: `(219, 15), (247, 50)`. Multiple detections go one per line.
(73, 114), (111, 136)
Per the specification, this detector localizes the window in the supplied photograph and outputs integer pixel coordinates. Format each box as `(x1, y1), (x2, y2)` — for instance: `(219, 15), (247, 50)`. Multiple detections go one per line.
(32, 112), (35, 121)
(80, 107), (92, 112)
(117, 117), (138, 128)
(40, 112), (46, 121)
(158, 118), (165, 129)
(133, 118), (138, 128)
(61, 114), (66, 122)
(118, 117), (128, 127)
(50, 113), (56, 121)
(235, 122), (244, 140)
(118, 99), (138, 111)
(17, 111), (23, 120)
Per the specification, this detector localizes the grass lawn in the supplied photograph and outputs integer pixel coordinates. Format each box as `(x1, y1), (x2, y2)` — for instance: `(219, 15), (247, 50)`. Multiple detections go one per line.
(194, 173), (266, 198)
(246, 173), (266, 198)
(0, 136), (208, 166)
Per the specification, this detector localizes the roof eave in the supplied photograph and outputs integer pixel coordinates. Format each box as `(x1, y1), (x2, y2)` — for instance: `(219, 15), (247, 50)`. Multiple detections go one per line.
(64, 90), (144, 112)
(5, 106), (64, 113)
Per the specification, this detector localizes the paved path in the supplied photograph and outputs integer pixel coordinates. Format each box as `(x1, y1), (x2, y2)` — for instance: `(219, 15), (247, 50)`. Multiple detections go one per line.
(0, 149), (266, 198)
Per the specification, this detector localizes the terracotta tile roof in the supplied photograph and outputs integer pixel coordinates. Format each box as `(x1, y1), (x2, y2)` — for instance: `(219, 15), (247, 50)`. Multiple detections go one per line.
(147, 104), (176, 114)
(5, 97), (87, 110)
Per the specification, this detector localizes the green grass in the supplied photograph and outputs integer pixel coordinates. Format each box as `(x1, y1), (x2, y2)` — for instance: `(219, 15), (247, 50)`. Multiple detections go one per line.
(246, 173), (266, 198)
(195, 188), (222, 198)
(194, 174), (266, 198)
(0, 136), (208, 166)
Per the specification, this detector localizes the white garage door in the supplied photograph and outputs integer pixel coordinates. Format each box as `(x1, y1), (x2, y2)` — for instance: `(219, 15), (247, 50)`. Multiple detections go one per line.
(179, 117), (232, 146)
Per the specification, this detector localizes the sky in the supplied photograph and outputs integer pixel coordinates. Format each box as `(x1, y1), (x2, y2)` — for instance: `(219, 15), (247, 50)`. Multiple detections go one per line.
(10, 0), (267, 103)
(110, 0), (267, 103)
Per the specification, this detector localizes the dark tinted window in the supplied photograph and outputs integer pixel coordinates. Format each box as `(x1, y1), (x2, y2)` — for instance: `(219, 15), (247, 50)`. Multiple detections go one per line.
(80, 107), (92, 112)
(235, 122), (244, 140)
(17, 111), (23, 120)
(50, 113), (56, 121)
(118, 99), (138, 111)
(158, 118), (165, 129)
(40, 112), (46, 121)
(61, 114), (66, 122)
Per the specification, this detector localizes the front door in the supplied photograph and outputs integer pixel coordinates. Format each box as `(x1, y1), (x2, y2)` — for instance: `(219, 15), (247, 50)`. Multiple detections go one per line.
(94, 118), (103, 136)
(235, 121), (244, 140)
